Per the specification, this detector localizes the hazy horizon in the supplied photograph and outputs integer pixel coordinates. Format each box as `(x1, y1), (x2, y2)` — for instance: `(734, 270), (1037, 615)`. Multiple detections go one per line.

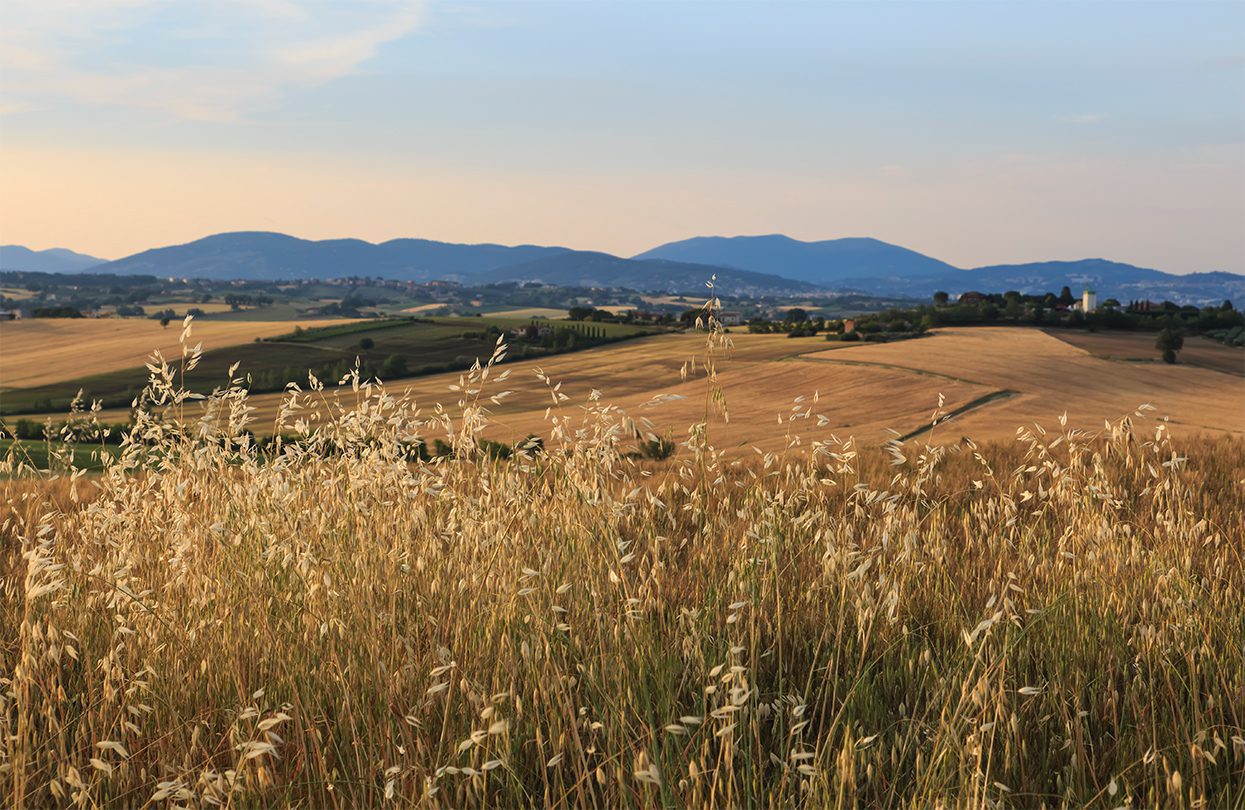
(3, 0), (1243, 275)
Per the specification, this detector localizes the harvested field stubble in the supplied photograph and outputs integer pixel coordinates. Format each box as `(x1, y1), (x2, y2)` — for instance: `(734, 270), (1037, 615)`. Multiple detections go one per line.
(0, 316), (361, 389)
(1, 315), (1244, 808)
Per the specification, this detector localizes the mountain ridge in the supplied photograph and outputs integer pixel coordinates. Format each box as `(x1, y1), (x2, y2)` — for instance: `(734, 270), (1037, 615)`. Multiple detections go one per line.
(0, 245), (108, 274)
(634, 234), (957, 282)
(4, 231), (1241, 305)
(85, 231), (573, 282)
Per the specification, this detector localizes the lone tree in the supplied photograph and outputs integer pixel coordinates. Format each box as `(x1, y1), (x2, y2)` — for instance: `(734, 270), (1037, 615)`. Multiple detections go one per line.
(1004, 291), (1022, 320)
(786, 307), (808, 323)
(380, 354), (408, 378)
(359, 337), (375, 350)
(1156, 327), (1184, 364)
(1058, 286), (1076, 307)
(933, 291), (950, 307)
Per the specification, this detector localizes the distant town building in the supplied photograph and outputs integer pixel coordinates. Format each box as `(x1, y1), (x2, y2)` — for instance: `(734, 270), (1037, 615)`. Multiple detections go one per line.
(1082, 288), (1097, 313)
(0, 308), (20, 320)
(842, 318), (858, 334)
(718, 310), (743, 326)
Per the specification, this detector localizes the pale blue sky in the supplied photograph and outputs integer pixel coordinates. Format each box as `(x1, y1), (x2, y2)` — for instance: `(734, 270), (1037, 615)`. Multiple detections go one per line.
(2, 0), (1242, 273)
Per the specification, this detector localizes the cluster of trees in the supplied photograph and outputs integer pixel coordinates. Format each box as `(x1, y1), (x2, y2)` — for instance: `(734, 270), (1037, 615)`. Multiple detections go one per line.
(1205, 325), (1244, 348)
(4, 418), (130, 444)
(744, 308), (834, 337)
(469, 321), (645, 352)
(821, 293), (1240, 340)
(920, 290), (1240, 333)
(223, 293), (274, 310)
(318, 292), (381, 316)
(472, 283), (645, 313)
(30, 306), (84, 318)
(4, 270), (177, 313)
(744, 308), (924, 342)
(0, 271), (298, 317)
(730, 290), (1241, 364)
(565, 306), (676, 325)
(567, 306), (621, 322)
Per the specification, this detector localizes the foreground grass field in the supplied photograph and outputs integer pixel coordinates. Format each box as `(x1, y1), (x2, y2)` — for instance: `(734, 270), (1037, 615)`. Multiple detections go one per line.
(1, 323), (1243, 807)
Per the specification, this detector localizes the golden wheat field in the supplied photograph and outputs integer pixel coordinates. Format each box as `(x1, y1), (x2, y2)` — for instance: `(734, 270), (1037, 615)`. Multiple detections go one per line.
(13, 330), (990, 450)
(1045, 329), (1244, 377)
(15, 325), (1241, 453)
(800, 327), (1242, 441)
(1, 324), (1243, 807)
(61, 325), (1237, 451)
(0, 316), (360, 389)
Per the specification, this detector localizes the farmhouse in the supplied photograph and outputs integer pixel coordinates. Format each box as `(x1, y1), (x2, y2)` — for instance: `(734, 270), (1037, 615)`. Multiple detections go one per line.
(719, 310), (743, 326)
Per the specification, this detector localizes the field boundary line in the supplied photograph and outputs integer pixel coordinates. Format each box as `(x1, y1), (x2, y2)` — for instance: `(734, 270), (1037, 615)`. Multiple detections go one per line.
(897, 389), (1018, 442)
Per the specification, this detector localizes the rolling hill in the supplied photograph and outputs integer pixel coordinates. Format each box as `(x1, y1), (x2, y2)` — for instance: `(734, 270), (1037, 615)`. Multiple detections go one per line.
(637, 235), (1243, 304)
(482, 250), (820, 294)
(0, 245), (105, 273)
(89, 232), (572, 281)
(634, 234), (957, 283)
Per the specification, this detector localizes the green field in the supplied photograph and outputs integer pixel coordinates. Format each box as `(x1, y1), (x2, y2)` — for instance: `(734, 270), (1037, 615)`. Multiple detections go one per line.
(0, 437), (121, 472)
(0, 316), (664, 415)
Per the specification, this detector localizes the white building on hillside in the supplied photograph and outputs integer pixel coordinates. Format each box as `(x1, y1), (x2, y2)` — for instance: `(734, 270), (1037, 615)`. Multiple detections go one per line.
(1082, 288), (1097, 313)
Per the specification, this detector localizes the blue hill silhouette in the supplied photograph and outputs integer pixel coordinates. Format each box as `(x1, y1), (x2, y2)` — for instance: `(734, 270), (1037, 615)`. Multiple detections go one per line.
(1, 245), (106, 273)
(5, 231), (1241, 305)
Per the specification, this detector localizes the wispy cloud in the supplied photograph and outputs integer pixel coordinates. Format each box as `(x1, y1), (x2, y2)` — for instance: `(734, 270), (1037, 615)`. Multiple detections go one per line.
(0, 0), (425, 122)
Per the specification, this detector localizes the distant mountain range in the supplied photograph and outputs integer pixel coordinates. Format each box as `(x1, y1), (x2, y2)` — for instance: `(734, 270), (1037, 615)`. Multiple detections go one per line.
(0, 245), (106, 274)
(635, 236), (1244, 304)
(62, 232), (567, 283)
(634, 234), (957, 283)
(3, 232), (1242, 305)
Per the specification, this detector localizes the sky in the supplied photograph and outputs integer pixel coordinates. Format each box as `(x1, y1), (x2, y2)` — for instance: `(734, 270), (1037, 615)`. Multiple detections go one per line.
(1, 0), (1242, 273)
